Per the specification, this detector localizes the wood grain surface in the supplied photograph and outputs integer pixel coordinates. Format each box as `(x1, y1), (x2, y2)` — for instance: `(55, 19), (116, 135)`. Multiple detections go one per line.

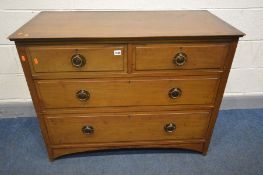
(27, 44), (127, 73)
(45, 111), (210, 145)
(134, 43), (230, 70)
(35, 77), (220, 108)
(9, 11), (244, 41)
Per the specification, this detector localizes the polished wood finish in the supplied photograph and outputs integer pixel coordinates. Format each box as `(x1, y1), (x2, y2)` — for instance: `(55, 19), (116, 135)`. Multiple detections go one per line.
(9, 11), (243, 160)
(26, 44), (127, 74)
(133, 43), (230, 71)
(35, 77), (219, 108)
(46, 111), (210, 145)
(9, 11), (244, 41)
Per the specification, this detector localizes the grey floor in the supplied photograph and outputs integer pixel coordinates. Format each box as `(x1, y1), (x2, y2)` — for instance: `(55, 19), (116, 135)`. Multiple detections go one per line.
(0, 109), (263, 175)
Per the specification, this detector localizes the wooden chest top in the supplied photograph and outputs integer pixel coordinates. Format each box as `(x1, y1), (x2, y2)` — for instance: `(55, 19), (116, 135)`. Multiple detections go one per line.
(9, 11), (244, 41)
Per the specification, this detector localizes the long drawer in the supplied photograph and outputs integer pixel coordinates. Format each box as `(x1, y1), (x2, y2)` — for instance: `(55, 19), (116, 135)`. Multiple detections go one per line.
(45, 111), (211, 145)
(26, 44), (127, 73)
(133, 43), (230, 71)
(35, 77), (220, 109)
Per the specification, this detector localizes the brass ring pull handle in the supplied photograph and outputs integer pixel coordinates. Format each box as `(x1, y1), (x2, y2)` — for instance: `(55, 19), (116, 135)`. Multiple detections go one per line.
(173, 52), (187, 66)
(76, 90), (90, 101)
(71, 54), (86, 68)
(82, 125), (94, 135)
(168, 88), (182, 99)
(164, 123), (176, 133)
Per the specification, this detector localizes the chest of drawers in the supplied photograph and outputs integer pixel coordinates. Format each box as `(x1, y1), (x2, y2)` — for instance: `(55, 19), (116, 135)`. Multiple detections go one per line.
(9, 11), (244, 160)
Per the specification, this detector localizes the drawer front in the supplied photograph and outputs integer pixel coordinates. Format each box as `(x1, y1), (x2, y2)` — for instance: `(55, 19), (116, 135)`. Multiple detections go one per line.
(36, 77), (219, 109)
(26, 45), (126, 73)
(134, 43), (230, 71)
(45, 111), (210, 145)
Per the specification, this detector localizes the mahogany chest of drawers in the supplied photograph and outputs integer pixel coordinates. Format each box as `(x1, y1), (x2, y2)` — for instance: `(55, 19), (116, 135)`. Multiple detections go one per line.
(9, 11), (244, 160)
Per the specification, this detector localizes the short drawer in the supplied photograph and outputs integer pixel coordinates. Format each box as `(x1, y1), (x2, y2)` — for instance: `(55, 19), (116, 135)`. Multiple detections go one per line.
(26, 44), (126, 73)
(45, 111), (210, 145)
(35, 77), (219, 109)
(133, 43), (230, 71)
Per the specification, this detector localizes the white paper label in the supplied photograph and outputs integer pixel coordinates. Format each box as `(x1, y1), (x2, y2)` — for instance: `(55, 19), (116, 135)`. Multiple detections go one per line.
(114, 50), (122, 56)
